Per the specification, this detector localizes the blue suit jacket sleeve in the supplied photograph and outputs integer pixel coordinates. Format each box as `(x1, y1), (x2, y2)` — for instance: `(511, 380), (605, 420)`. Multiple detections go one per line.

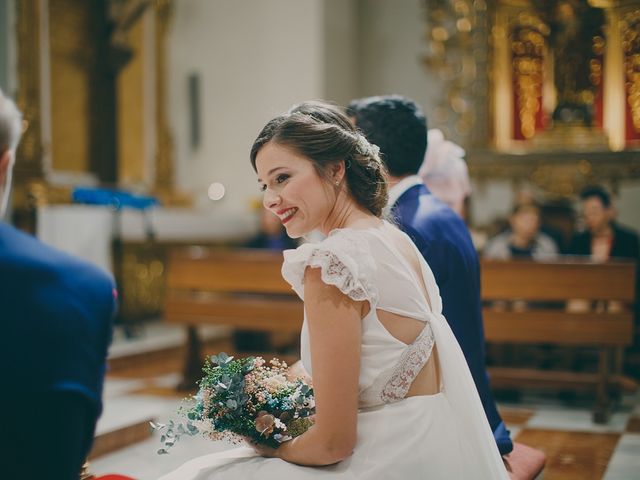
(0, 223), (116, 475)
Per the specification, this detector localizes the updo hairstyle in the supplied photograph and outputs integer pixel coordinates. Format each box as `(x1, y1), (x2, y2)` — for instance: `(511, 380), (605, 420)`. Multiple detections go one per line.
(250, 101), (389, 217)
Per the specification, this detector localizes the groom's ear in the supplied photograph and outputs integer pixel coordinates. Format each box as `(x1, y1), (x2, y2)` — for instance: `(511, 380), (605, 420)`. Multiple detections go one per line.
(0, 150), (11, 185)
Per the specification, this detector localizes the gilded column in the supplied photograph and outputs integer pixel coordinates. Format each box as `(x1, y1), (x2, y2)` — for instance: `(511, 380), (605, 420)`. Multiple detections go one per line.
(603, 6), (625, 150)
(492, 5), (513, 150)
(14, 0), (44, 192)
(621, 4), (640, 145)
(422, 0), (485, 148)
(153, 0), (174, 194)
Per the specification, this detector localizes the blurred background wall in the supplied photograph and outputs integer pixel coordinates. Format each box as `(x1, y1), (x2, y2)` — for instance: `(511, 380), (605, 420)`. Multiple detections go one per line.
(2, 0), (639, 236)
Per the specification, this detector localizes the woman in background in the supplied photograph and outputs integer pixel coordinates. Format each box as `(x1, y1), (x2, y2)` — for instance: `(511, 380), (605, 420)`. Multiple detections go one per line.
(484, 202), (559, 260)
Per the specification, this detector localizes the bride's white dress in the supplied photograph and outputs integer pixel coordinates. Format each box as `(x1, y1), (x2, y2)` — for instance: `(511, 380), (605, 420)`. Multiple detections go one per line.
(160, 225), (508, 479)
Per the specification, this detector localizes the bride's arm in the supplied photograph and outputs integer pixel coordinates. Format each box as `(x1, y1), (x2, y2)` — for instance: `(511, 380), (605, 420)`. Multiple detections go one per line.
(273, 266), (364, 466)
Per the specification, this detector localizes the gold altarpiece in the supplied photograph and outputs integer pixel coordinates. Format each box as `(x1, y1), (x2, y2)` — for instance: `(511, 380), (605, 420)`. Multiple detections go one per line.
(13, 0), (189, 320)
(423, 0), (640, 198)
(13, 0), (185, 211)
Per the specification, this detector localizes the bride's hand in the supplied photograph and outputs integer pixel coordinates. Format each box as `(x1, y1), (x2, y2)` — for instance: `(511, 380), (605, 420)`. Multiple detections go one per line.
(244, 437), (293, 460)
(243, 436), (280, 459)
(249, 442), (279, 458)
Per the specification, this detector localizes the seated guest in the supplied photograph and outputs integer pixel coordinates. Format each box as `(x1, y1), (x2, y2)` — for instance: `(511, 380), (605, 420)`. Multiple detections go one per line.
(570, 186), (640, 367)
(0, 89), (116, 480)
(484, 202), (559, 260)
(570, 185), (640, 262)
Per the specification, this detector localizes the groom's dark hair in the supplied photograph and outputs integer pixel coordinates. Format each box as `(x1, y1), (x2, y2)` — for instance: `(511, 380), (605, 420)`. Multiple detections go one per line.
(347, 95), (427, 178)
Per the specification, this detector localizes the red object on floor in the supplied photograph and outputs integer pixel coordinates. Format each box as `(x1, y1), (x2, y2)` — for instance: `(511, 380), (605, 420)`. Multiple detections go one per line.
(503, 441), (546, 480)
(94, 475), (136, 480)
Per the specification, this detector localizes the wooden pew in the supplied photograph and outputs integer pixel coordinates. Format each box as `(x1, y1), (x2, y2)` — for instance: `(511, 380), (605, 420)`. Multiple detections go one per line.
(165, 248), (636, 422)
(481, 258), (636, 423)
(165, 247), (303, 388)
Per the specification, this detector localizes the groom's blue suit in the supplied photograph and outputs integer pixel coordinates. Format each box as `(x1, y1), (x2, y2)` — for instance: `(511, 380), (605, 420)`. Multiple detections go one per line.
(391, 183), (513, 455)
(0, 222), (116, 479)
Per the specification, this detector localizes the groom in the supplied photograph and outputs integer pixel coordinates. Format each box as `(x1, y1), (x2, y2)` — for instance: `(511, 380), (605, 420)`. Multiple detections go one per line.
(0, 89), (117, 479)
(348, 95), (513, 455)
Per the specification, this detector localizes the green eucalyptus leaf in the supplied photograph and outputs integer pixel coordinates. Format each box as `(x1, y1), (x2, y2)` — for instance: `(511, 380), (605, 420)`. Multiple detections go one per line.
(187, 423), (199, 434)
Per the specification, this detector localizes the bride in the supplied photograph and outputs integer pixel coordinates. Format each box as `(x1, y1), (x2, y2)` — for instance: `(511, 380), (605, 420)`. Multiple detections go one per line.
(160, 102), (508, 479)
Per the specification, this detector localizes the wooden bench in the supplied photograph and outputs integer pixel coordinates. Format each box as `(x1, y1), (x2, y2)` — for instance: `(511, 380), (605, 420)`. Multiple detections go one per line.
(481, 258), (636, 423)
(165, 248), (636, 422)
(164, 247), (303, 388)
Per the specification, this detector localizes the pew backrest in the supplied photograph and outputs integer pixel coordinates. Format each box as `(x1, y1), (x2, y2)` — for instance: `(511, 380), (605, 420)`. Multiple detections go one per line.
(165, 248), (303, 332)
(480, 259), (636, 347)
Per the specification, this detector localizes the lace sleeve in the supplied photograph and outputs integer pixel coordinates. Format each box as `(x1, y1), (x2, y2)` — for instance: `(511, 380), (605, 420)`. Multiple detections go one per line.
(282, 233), (377, 304)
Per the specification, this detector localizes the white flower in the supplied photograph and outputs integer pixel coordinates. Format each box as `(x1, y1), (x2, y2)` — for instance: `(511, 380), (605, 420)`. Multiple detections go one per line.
(262, 374), (287, 394)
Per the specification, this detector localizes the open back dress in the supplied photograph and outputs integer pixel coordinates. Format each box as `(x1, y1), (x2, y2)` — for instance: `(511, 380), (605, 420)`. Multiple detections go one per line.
(160, 223), (508, 480)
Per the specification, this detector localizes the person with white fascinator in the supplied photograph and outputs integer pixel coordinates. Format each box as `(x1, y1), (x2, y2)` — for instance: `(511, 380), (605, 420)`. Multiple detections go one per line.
(0, 88), (116, 480)
(0, 88), (22, 216)
(418, 128), (471, 219)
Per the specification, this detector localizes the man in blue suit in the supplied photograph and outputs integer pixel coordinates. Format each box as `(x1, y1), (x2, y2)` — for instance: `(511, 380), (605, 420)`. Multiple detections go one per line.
(348, 95), (513, 455)
(0, 89), (117, 479)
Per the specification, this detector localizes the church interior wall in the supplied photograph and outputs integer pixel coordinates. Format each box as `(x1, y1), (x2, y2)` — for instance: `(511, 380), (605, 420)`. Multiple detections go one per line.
(171, 0), (640, 237)
(617, 181), (640, 232)
(0, 0), (17, 95)
(3, 0), (639, 238)
(322, 0), (359, 106)
(469, 179), (514, 228)
(357, 0), (437, 125)
(168, 0), (325, 237)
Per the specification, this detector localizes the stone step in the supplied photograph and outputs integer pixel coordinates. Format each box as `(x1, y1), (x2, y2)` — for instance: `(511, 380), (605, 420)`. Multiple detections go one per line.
(90, 417), (154, 460)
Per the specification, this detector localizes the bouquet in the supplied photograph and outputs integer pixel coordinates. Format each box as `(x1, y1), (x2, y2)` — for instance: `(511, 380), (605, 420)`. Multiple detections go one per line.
(154, 353), (315, 453)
